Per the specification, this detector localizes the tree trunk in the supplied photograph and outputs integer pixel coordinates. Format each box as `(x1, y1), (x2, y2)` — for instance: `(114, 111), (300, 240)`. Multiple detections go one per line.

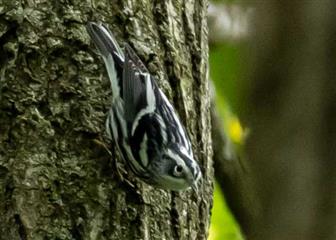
(245, 1), (336, 239)
(0, 1), (213, 239)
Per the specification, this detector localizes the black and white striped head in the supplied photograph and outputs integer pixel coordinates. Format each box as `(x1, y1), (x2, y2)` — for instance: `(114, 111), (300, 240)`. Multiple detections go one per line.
(150, 144), (202, 191)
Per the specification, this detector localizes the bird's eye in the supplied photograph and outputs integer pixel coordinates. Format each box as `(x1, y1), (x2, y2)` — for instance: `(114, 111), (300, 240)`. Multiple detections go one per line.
(173, 165), (184, 177)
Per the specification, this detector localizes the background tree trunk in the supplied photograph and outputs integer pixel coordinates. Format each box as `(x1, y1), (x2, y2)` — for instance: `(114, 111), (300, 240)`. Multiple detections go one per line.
(0, 1), (213, 239)
(245, 1), (336, 239)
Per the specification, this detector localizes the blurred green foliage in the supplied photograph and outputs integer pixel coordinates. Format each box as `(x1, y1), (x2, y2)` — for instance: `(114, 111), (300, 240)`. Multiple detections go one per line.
(210, 43), (243, 115)
(209, 184), (243, 240)
(208, 0), (248, 238)
(208, 35), (245, 240)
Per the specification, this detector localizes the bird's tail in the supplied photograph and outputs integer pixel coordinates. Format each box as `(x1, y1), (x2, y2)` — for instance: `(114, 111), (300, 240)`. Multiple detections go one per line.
(86, 22), (124, 98)
(86, 22), (124, 64)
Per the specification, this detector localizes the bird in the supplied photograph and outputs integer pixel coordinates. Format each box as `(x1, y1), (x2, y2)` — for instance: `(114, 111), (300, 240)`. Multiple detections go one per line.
(86, 22), (201, 191)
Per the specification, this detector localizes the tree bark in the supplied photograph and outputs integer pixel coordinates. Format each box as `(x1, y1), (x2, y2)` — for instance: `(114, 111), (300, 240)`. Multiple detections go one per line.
(245, 1), (336, 239)
(0, 1), (213, 239)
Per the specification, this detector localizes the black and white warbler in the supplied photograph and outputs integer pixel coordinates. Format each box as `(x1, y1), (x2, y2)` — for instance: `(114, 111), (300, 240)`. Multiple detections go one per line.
(86, 22), (201, 191)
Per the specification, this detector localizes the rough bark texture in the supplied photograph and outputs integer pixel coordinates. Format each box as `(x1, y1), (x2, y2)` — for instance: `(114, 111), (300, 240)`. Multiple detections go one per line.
(0, 0), (212, 239)
(245, 1), (336, 239)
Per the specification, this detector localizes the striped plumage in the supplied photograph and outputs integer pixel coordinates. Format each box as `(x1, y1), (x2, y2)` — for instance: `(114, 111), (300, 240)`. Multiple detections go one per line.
(86, 22), (201, 191)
